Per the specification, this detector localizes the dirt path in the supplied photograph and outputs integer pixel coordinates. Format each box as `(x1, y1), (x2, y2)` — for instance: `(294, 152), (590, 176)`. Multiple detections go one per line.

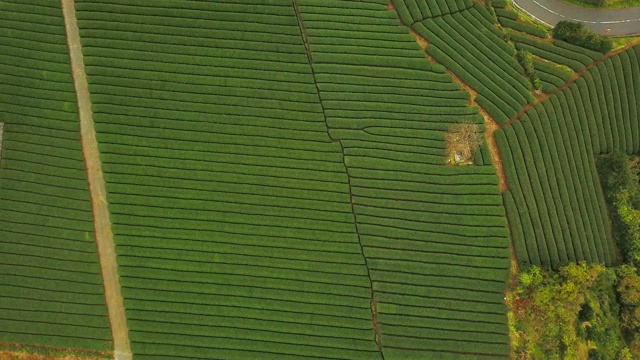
(503, 41), (639, 129)
(60, 1), (131, 359)
(408, 28), (509, 192)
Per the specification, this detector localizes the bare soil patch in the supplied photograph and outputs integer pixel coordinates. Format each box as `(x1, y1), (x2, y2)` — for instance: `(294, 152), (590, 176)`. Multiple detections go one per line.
(0, 343), (110, 360)
(482, 111), (509, 192)
(387, 0), (395, 10)
(409, 28), (428, 50)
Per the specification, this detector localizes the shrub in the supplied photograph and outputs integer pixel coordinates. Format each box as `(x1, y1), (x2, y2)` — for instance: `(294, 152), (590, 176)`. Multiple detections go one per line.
(517, 50), (542, 90)
(598, 154), (640, 266)
(445, 121), (483, 164)
(553, 20), (613, 54)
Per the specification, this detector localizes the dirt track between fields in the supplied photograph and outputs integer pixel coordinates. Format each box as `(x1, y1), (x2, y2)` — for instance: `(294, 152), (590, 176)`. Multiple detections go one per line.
(407, 28), (509, 192)
(61, 1), (131, 359)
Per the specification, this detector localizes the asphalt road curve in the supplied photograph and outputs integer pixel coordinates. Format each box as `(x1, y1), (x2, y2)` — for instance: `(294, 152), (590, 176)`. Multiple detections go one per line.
(512, 0), (640, 36)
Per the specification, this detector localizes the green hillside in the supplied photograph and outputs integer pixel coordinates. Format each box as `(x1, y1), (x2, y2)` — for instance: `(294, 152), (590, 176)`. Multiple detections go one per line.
(0, 0), (638, 358)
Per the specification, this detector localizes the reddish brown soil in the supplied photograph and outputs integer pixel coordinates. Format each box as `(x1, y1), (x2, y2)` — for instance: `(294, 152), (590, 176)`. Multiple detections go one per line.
(403, 9), (509, 192)
(503, 41), (640, 129)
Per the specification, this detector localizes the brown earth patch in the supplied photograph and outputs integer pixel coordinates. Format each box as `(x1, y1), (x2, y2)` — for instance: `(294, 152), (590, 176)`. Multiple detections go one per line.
(481, 109), (508, 192)
(387, 0), (395, 11)
(0, 343), (110, 360)
(409, 28), (428, 50)
(0, 351), (103, 360)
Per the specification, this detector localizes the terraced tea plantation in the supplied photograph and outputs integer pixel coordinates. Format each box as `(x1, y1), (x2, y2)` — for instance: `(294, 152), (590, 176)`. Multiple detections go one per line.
(498, 47), (640, 269)
(394, 0), (535, 124)
(0, 0), (111, 352)
(77, 0), (379, 358)
(0, 0), (639, 358)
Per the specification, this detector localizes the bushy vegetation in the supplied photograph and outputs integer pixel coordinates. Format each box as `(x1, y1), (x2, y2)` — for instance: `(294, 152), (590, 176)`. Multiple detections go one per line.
(553, 21), (613, 54)
(517, 50), (542, 91)
(584, 0), (608, 5)
(509, 263), (633, 359)
(509, 154), (640, 358)
(598, 154), (640, 267)
(617, 265), (640, 353)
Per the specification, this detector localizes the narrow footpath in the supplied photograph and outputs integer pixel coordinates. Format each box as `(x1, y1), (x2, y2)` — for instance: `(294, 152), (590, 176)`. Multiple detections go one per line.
(61, 1), (132, 359)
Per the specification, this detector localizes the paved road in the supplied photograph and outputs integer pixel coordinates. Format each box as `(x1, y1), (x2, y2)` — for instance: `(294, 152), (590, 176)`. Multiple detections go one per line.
(512, 0), (640, 36)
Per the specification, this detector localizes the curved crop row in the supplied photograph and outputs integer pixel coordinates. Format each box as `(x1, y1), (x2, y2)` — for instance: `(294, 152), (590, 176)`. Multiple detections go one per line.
(511, 33), (593, 72)
(0, 0), (111, 351)
(300, 1), (511, 358)
(409, 6), (533, 124)
(76, 0), (382, 358)
(499, 18), (547, 38)
(391, 0), (473, 25)
(498, 47), (640, 269)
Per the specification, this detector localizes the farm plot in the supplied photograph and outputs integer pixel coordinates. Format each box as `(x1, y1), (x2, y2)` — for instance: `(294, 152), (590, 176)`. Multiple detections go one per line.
(299, 0), (512, 358)
(496, 46), (640, 269)
(0, 0), (111, 352)
(391, 0), (474, 25)
(407, 3), (535, 124)
(533, 59), (573, 94)
(510, 33), (603, 73)
(75, 0), (380, 358)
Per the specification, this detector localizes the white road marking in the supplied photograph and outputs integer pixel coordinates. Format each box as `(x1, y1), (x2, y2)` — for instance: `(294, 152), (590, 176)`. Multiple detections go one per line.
(512, 0), (640, 25)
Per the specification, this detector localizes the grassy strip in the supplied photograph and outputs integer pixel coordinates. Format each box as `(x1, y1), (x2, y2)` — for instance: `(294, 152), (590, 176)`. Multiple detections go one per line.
(0, 343), (111, 360)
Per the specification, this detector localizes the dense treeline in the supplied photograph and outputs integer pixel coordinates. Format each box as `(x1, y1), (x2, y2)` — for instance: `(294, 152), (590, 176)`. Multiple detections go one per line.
(509, 263), (638, 359)
(598, 153), (640, 267)
(553, 21), (613, 54)
(509, 154), (640, 359)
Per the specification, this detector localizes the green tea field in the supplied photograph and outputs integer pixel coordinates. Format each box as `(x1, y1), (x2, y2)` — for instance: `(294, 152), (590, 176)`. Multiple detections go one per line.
(0, 0), (638, 359)
(0, 0), (111, 353)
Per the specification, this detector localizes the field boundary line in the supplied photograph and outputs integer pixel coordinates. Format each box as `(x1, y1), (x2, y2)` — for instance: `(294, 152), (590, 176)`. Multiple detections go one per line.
(404, 24), (508, 193)
(291, 0), (385, 357)
(61, 1), (132, 359)
(403, 2), (475, 27)
(0, 122), (4, 164)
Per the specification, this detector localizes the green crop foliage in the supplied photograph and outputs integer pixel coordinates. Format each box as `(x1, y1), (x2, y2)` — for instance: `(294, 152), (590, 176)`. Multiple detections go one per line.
(66, 0), (516, 358)
(0, 0), (112, 353)
(498, 47), (640, 270)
